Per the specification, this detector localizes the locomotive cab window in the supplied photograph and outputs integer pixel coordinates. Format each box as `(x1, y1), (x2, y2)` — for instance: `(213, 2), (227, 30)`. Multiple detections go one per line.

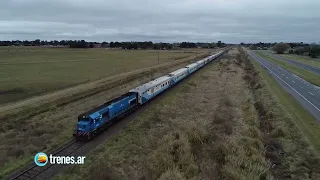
(79, 117), (90, 122)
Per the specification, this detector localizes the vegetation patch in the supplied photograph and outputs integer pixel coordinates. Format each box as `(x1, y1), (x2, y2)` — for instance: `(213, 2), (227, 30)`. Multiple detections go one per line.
(54, 48), (272, 180)
(255, 51), (320, 86)
(0, 52), (216, 178)
(240, 47), (320, 179)
(0, 47), (211, 104)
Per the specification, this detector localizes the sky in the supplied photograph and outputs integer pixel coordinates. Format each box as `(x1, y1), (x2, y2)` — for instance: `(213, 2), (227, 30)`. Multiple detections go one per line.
(0, 0), (319, 43)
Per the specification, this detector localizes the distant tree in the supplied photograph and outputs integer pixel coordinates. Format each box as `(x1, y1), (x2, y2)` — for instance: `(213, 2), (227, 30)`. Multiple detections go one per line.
(309, 45), (320, 58)
(153, 43), (160, 50)
(109, 42), (114, 48)
(273, 43), (290, 54)
(249, 45), (257, 50)
(114, 42), (121, 48)
(69, 40), (88, 48)
(289, 49), (294, 54)
(53, 40), (59, 46)
(23, 40), (31, 46)
(295, 47), (305, 55)
(59, 40), (67, 46)
(101, 41), (107, 48)
(179, 42), (196, 48)
(33, 39), (40, 46)
(217, 41), (222, 48)
(89, 42), (94, 48)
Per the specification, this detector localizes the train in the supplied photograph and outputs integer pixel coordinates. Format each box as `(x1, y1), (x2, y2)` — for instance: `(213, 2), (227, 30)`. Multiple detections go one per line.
(74, 50), (225, 140)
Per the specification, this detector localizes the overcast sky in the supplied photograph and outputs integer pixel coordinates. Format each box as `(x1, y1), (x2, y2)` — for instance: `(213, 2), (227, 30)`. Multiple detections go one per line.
(0, 0), (319, 43)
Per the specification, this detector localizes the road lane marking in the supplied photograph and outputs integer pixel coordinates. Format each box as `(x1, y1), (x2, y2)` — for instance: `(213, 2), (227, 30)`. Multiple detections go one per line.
(309, 92), (314, 96)
(250, 53), (320, 113)
(292, 81), (295, 83)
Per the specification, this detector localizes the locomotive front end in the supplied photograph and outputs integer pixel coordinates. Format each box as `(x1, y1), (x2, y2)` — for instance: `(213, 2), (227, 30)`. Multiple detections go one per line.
(74, 116), (93, 140)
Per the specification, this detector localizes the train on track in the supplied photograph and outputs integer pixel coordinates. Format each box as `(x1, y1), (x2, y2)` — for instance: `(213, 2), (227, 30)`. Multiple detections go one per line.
(73, 51), (225, 140)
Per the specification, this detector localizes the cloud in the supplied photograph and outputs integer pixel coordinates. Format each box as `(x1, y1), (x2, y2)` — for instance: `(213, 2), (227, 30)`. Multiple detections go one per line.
(0, 0), (319, 43)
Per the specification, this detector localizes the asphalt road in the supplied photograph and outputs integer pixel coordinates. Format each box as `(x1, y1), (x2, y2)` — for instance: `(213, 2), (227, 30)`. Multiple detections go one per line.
(261, 51), (320, 75)
(248, 50), (320, 122)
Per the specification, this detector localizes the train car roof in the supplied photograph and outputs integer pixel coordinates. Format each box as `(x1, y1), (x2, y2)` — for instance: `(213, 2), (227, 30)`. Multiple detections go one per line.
(168, 68), (188, 76)
(78, 92), (137, 119)
(186, 63), (198, 68)
(130, 75), (171, 94)
(197, 59), (205, 63)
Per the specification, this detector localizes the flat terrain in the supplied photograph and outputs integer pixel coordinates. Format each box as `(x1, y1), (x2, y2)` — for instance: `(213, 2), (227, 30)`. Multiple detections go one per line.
(0, 49), (217, 178)
(261, 51), (320, 76)
(249, 50), (320, 154)
(282, 54), (320, 68)
(255, 51), (320, 86)
(249, 51), (320, 122)
(0, 47), (210, 104)
(53, 48), (320, 180)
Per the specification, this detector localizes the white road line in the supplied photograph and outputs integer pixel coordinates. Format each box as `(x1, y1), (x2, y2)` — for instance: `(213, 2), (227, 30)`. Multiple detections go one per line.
(292, 81), (295, 83)
(309, 92), (314, 96)
(286, 77), (289, 79)
(251, 53), (320, 113)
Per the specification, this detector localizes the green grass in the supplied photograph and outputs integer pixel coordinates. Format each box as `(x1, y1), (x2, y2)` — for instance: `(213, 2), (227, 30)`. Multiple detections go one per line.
(53, 49), (272, 180)
(282, 54), (320, 67)
(250, 53), (320, 154)
(255, 51), (320, 86)
(0, 47), (209, 104)
(240, 48), (320, 179)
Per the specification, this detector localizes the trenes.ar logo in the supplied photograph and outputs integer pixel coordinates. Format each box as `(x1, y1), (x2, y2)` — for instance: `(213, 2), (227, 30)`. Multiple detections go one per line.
(34, 152), (48, 166)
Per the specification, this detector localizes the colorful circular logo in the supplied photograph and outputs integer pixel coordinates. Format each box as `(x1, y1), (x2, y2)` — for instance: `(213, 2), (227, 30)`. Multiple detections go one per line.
(34, 152), (48, 166)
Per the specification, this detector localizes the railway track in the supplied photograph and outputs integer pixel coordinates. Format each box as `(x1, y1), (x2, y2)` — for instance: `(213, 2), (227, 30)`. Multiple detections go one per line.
(8, 51), (228, 180)
(10, 139), (86, 180)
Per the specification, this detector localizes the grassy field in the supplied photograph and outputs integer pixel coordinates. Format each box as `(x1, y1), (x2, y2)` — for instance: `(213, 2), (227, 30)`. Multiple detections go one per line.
(255, 51), (320, 86)
(250, 51), (320, 154)
(242, 48), (320, 179)
(54, 49), (272, 180)
(282, 54), (320, 68)
(52, 48), (320, 180)
(0, 50), (215, 178)
(0, 47), (210, 104)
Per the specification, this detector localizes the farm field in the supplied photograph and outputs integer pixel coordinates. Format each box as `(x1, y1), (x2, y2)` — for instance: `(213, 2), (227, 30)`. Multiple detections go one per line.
(54, 48), (320, 180)
(0, 47), (210, 104)
(255, 51), (320, 86)
(1, 49), (217, 179)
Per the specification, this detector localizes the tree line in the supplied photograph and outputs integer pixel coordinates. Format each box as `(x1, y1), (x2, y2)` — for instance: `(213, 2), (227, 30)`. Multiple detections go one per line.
(242, 42), (320, 58)
(267, 43), (319, 58)
(0, 39), (226, 49)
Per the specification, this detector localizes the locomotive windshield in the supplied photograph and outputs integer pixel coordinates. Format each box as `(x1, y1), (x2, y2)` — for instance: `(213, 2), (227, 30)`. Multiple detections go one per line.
(78, 117), (90, 122)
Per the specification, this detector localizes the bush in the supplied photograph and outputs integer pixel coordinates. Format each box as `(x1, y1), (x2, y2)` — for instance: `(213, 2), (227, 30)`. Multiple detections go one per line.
(294, 46), (306, 55)
(272, 43), (290, 54)
(309, 45), (320, 58)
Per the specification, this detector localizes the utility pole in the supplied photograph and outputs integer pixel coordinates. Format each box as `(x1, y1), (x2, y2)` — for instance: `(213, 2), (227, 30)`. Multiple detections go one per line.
(158, 47), (160, 65)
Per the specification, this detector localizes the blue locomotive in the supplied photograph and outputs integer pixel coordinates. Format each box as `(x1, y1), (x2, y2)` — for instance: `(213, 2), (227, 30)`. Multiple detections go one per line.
(74, 51), (224, 140)
(74, 92), (138, 140)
